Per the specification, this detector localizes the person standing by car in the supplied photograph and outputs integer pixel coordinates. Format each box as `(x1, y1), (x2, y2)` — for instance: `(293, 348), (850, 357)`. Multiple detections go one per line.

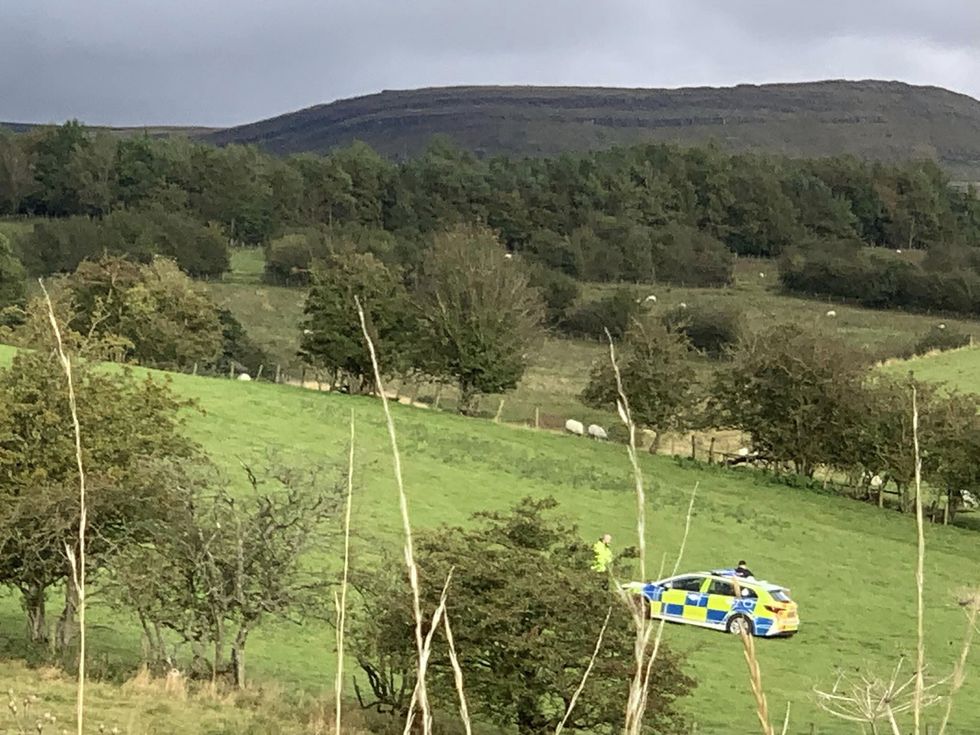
(591, 533), (613, 573)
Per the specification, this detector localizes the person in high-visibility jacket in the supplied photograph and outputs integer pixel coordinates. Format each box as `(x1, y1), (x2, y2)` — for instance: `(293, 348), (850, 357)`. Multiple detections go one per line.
(591, 533), (613, 573)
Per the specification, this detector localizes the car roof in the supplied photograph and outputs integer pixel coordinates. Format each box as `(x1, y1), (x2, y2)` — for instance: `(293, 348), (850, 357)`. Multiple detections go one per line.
(658, 570), (786, 592)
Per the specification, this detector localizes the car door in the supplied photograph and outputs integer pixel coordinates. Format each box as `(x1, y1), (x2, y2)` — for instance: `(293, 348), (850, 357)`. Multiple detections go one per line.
(660, 576), (707, 621)
(704, 577), (738, 628)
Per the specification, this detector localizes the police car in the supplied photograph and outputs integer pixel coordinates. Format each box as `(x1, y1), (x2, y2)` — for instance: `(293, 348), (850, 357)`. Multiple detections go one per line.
(625, 569), (799, 637)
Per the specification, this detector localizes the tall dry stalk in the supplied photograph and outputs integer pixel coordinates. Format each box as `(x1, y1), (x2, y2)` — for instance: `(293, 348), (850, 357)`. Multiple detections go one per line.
(403, 571), (454, 735)
(911, 384), (925, 735)
(739, 629), (773, 735)
(937, 589), (980, 735)
(443, 611), (473, 735)
(334, 410), (356, 735)
(355, 296), (432, 735)
(555, 607), (612, 735)
(39, 281), (87, 735)
(604, 330), (700, 735)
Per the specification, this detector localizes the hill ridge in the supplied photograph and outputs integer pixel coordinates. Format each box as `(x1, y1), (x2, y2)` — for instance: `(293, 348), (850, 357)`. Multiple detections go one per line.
(203, 79), (980, 178)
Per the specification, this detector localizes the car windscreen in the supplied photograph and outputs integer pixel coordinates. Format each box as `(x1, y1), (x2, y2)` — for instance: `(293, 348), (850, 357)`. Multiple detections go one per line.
(770, 589), (792, 602)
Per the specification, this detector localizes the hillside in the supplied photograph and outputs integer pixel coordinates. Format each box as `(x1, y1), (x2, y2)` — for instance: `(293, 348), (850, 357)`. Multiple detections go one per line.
(204, 80), (980, 178)
(0, 342), (978, 733)
(0, 121), (218, 138)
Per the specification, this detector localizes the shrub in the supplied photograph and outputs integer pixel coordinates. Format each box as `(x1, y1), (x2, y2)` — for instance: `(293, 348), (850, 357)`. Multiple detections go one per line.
(528, 265), (580, 327)
(662, 303), (744, 357)
(651, 224), (734, 287)
(0, 232), (26, 308)
(561, 287), (642, 340)
(908, 325), (972, 357)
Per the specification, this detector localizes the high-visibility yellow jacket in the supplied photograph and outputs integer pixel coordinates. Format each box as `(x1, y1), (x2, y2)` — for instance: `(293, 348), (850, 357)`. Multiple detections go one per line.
(591, 540), (613, 573)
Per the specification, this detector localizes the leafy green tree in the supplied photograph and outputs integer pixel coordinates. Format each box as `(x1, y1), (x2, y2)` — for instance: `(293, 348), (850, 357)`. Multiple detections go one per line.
(350, 498), (694, 734)
(0, 232), (26, 308)
(582, 319), (698, 451)
(0, 350), (201, 647)
(67, 132), (118, 215)
(19, 256), (225, 369)
(662, 303), (743, 358)
(711, 325), (867, 477)
(27, 121), (89, 215)
(0, 131), (36, 214)
(415, 226), (544, 414)
(650, 224), (733, 287)
(299, 249), (414, 392)
(528, 265), (580, 327)
(111, 465), (338, 685)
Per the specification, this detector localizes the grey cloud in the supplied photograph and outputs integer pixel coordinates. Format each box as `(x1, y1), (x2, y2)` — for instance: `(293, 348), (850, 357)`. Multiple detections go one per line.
(1, 0), (978, 127)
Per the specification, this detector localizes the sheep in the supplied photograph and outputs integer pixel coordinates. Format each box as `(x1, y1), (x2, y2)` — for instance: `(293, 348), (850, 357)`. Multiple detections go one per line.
(870, 474), (884, 490)
(644, 294), (657, 303)
(564, 419), (585, 436)
(587, 424), (608, 440)
(938, 323), (947, 330)
(678, 302), (687, 309)
(504, 253), (514, 260)
(737, 447), (750, 457)
(759, 272), (766, 278)
(825, 310), (837, 318)
(237, 373), (252, 382)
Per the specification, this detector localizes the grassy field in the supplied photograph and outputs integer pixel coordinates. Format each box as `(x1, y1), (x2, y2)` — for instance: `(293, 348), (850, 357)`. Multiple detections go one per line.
(1, 343), (978, 734)
(885, 344), (980, 394)
(207, 249), (980, 431)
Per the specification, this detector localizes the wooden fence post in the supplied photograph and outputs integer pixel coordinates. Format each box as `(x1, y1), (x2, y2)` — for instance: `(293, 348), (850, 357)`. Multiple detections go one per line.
(691, 434), (697, 460)
(192, 362), (198, 376)
(275, 364), (281, 384)
(433, 385), (443, 409)
(228, 363), (234, 379)
(256, 364), (264, 381)
(534, 406), (540, 429)
(494, 399), (505, 423)
(708, 437), (716, 464)
(300, 366), (306, 387)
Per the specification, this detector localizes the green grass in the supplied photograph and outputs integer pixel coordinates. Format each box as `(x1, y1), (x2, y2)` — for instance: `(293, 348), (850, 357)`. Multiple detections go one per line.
(1, 343), (978, 734)
(883, 343), (980, 394)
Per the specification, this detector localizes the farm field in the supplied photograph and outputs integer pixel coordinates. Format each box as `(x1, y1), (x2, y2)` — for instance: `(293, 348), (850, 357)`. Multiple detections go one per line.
(0, 342), (977, 734)
(205, 248), (980, 429)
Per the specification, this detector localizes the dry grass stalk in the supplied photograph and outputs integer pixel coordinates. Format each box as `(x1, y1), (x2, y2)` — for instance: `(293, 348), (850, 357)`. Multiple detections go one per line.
(355, 296), (432, 735)
(604, 330), (701, 735)
(555, 607), (612, 735)
(403, 570), (454, 735)
(739, 628), (773, 735)
(442, 611), (473, 735)
(937, 588), (980, 735)
(779, 702), (791, 735)
(40, 280), (87, 735)
(334, 410), (356, 735)
(911, 384), (925, 735)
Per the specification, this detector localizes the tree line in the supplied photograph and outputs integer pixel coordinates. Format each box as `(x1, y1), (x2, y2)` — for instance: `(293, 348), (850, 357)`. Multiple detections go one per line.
(591, 317), (980, 521)
(3, 122), (979, 290)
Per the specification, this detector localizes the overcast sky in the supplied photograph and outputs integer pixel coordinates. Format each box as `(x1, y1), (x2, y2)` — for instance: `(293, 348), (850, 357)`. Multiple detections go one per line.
(3, 0), (979, 127)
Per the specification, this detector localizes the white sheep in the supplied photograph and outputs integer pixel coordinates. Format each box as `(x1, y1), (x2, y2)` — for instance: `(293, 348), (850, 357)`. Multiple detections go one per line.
(737, 447), (750, 457)
(237, 373), (252, 382)
(678, 302), (687, 309)
(504, 253), (514, 260)
(564, 419), (585, 436)
(759, 272), (766, 279)
(825, 310), (837, 318)
(939, 323), (947, 330)
(644, 294), (657, 303)
(870, 474), (884, 490)
(587, 424), (608, 440)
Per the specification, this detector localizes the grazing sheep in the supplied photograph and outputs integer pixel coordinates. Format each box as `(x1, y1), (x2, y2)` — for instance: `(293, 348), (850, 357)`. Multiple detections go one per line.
(644, 294), (657, 303)
(870, 474), (884, 490)
(564, 419), (585, 436)
(237, 373), (252, 382)
(587, 424), (608, 440)
(939, 323), (947, 330)
(504, 253), (513, 259)
(896, 249), (903, 254)
(737, 447), (750, 457)
(759, 272), (766, 278)
(825, 310), (837, 317)
(678, 302), (687, 309)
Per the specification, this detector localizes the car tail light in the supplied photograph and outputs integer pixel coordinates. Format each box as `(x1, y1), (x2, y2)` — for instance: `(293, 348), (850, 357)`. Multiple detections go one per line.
(764, 605), (785, 615)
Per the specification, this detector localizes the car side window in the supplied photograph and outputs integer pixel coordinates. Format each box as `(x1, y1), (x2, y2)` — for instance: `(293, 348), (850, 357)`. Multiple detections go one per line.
(671, 576), (705, 592)
(738, 587), (758, 599)
(707, 579), (735, 597)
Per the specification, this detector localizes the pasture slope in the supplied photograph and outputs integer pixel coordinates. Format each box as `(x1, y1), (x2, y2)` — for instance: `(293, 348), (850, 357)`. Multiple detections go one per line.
(0, 343), (978, 734)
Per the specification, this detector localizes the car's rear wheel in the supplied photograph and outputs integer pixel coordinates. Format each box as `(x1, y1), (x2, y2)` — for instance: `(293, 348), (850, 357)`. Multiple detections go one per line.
(726, 615), (754, 636)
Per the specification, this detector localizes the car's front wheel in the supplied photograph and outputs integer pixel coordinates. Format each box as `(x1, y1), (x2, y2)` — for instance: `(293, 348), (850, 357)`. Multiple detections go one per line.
(726, 615), (754, 636)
